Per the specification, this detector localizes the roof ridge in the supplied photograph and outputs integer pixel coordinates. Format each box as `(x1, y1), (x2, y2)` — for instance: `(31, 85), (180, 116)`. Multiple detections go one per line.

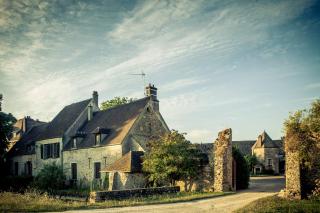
(99, 97), (149, 112)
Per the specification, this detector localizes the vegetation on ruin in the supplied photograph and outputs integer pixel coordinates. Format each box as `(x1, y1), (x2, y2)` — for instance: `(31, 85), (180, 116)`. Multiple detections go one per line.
(0, 190), (232, 212)
(142, 130), (208, 191)
(236, 195), (320, 213)
(233, 147), (250, 190)
(284, 99), (320, 198)
(100, 97), (135, 110)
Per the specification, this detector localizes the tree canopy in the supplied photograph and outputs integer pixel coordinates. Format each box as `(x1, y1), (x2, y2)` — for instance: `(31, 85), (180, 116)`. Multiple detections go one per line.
(142, 130), (206, 191)
(284, 99), (320, 198)
(100, 97), (135, 110)
(0, 112), (16, 158)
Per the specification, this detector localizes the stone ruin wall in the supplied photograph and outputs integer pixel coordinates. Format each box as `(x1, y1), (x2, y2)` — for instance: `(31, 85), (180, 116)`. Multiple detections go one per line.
(285, 151), (301, 199)
(213, 128), (233, 192)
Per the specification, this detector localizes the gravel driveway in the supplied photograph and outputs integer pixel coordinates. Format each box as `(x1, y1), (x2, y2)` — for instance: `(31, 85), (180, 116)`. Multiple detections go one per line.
(67, 176), (285, 213)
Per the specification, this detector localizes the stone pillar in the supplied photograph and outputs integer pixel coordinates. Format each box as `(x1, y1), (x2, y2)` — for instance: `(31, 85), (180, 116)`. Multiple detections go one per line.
(213, 128), (233, 192)
(285, 151), (301, 199)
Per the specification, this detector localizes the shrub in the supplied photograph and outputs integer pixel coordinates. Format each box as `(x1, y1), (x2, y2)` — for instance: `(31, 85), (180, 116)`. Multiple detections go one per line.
(233, 147), (250, 190)
(34, 162), (65, 191)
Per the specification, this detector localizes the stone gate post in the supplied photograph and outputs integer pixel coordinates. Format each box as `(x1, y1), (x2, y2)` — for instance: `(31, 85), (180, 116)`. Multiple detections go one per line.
(213, 128), (233, 192)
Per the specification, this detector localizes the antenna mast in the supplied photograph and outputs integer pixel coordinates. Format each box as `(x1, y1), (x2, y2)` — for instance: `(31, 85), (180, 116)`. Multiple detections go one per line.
(129, 71), (146, 95)
(0, 94), (2, 112)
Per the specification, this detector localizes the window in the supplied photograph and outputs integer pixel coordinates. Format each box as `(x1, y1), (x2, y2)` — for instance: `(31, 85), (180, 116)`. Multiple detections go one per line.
(94, 162), (101, 179)
(25, 161), (32, 176)
(14, 162), (19, 176)
(71, 163), (77, 180)
(41, 143), (60, 159)
(95, 134), (101, 146)
(72, 138), (77, 149)
(267, 159), (272, 167)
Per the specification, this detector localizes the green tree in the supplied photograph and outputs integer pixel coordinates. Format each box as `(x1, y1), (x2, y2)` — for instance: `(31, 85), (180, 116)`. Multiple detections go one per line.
(142, 130), (205, 191)
(233, 147), (250, 190)
(34, 162), (66, 191)
(244, 154), (258, 174)
(100, 97), (135, 110)
(284, 99), (320, 197)
(0, 112), (16, 177)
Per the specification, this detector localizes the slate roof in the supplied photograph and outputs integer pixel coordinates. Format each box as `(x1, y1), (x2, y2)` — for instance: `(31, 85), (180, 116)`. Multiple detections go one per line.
(233, 140), (256, 156)
(102, 151), (144, 173)
(252, 131), (280, 149)
(64, 97), (149, 150)
(40, 99), (91, 140)
(8, 123), (48, 156)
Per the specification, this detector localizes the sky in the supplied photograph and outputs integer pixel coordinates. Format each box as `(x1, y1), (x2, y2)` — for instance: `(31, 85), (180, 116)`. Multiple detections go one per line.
(1, 0), (320, 143)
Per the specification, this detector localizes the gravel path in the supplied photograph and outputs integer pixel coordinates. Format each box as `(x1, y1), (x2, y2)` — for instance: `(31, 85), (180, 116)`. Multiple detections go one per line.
(66, 176), (285, 213)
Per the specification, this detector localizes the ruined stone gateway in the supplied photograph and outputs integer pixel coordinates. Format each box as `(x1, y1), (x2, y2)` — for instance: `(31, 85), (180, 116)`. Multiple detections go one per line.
(213, 128), (233, 192)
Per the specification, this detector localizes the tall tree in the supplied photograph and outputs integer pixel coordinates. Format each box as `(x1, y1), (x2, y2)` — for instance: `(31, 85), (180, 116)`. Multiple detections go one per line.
(100, 97), (135, 110)
(284, 99), (320, 197)
(142, 130), (205, 191)
(0, 112), (16, 177)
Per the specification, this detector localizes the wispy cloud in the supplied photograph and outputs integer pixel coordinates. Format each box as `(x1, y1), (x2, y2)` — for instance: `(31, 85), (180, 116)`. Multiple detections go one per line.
(1, 0), (319, 142)
(305, 82), (320, 90)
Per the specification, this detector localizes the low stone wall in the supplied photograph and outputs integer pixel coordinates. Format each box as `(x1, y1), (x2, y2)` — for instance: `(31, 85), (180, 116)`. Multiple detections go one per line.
(89, 186), (180, 203)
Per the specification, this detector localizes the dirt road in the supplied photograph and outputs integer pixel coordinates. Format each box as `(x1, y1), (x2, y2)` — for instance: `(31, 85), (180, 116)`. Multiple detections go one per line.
(67, 176), (285, 213)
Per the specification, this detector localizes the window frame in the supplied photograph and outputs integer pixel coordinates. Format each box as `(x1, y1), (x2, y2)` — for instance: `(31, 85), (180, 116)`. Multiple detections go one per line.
(71, 163), (77, 180)
(94, 162), (101, 179)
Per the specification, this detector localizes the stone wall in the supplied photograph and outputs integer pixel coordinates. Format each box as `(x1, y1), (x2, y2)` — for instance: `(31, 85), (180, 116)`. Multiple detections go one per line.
(252, 147), (280, 174)
(10, 154), (35, 176)
(108, 172), (146, 190)
(35, 138), (62, 176)
(213, 128), (233, 192)
(122, 103), (170, 154)
(89, 186), (180, 203)
(63, 145), (122, 187)
(285, 151), (301, 199)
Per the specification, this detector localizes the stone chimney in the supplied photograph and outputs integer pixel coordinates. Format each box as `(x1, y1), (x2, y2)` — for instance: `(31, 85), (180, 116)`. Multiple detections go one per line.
(22, 117), (27, 132)
(145, 84), (159, 111)
(92, 91), (98, 107)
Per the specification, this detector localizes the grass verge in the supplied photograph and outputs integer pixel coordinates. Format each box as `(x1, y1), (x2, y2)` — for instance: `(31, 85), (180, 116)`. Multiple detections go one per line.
(0, 190), (233, 212)
(235, 195), (320, 213)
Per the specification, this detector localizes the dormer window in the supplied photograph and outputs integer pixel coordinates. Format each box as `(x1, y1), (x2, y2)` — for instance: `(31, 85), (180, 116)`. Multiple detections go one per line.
(95, 134), (101, 146)
(72, 138), (77, 149)
(92, 127), (111, 147)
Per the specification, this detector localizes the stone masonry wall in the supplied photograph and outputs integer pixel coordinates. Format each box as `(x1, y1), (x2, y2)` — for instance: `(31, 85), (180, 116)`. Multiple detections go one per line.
(213, 128), (233, 192)
(285, 151), (301, 199)
(122, 103), (170, 154)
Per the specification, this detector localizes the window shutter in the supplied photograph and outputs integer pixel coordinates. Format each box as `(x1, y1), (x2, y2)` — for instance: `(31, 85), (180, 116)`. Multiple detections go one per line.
(40, 145), (43, 159)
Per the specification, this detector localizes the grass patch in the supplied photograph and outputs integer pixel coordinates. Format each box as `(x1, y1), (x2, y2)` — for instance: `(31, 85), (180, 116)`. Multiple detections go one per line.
(235, 195), (320, 213)
(0, 190), (233, 212)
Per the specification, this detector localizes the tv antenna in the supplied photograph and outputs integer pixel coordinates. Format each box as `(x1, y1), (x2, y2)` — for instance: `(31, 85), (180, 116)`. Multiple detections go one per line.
(129, 71), (146, 95)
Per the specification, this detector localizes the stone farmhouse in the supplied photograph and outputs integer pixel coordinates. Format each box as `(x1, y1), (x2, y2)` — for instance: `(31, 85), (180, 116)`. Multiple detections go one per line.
(8, 84), (170, 190)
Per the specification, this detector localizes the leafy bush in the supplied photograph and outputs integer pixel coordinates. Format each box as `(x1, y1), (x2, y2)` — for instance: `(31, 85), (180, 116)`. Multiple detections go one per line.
(34, 162), (66, 191)
(233, 147), (250, 190)
(143, 130), (205, 191)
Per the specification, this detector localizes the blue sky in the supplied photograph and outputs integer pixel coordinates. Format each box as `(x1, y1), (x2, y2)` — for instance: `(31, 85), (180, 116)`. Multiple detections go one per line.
(1, 0), (319, 142)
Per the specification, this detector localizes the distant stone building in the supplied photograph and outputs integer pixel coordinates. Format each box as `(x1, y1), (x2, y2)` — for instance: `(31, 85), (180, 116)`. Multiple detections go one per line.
(7, 84), (169, 189)
(198, 131), (284, 175)
(8, 116), (45, 151)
